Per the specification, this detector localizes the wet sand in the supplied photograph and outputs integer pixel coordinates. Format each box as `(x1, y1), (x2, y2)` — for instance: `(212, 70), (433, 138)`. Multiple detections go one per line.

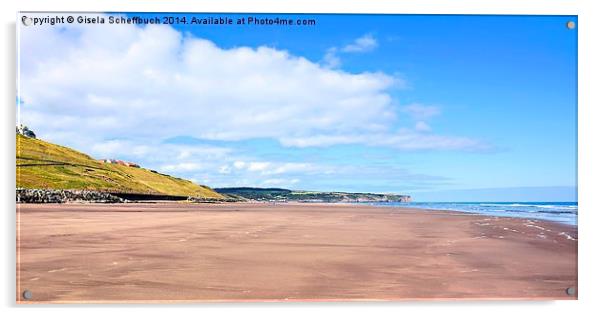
(16, 202), (577, 302)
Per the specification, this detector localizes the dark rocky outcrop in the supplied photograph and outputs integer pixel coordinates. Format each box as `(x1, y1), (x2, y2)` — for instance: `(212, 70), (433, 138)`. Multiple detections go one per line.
(16, 188), (127, 203)
(186, 196), (242, 203)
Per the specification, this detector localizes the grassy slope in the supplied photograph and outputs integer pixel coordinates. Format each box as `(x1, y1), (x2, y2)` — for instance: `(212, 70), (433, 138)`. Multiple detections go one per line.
(16, 134), (224, 199)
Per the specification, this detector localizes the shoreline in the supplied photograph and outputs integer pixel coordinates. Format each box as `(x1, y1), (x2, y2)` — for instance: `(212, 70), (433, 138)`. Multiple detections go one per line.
(366, 203), (578, 228)
(17, 202), (577, 302)
(17, 200), (578, 228)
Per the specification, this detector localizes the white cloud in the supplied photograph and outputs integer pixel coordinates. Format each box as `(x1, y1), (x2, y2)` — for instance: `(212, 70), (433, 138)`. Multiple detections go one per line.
(233, 161), (246, 169)
(224, 160), (324, 176)
(90, 140), (128, 157)
(262, 178), (300, 186)
(161, 162), (203, 172)
(342, 34), (378, 53)
(218, 165), (232, 174)
(322, 47), (341, 69)
(270, 162), (315, 175)
(247, 162), (271, 172)
(402, 103), (441, 121)
(414, 121), (432, 132)
(322, 34), (378, 69)
(20, 17), (407, 150)
(280, 130), (485, 150)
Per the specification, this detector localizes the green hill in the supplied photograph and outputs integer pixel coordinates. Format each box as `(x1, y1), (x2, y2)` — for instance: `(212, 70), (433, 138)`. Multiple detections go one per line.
(214, 187), (411, 202)
(16, 134), (224, 199)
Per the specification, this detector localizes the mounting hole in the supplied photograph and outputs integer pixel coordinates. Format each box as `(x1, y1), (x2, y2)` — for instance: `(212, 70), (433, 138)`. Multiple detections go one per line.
(566, 287), (576, 296)
(22, 290), (32, 300)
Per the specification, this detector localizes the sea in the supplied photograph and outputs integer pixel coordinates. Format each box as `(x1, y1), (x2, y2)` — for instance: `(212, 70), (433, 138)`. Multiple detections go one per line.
(366, 202), (577, 226)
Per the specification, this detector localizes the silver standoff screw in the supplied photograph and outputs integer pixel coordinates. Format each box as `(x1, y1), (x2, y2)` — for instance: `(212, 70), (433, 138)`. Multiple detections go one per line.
(566, 21), (575, 29)
(566, 287), (576, 296)
(22, 16), (32, 26)
(22, 290), (33, 300)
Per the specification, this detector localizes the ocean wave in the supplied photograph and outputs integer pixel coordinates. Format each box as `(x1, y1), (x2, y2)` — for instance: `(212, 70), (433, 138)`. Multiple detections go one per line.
(478, 203), (577, 211)
(479, 203), (540, 208)
(369, 201), (578, 225)
(535, 210), (576, 214)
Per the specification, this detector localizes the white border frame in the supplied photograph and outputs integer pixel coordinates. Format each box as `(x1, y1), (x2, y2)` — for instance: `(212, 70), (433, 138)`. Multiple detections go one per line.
(2, 1), (601, 315)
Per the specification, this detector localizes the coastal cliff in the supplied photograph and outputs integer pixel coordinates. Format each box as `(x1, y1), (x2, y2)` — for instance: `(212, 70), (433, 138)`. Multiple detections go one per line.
(215, 187), (411, 203)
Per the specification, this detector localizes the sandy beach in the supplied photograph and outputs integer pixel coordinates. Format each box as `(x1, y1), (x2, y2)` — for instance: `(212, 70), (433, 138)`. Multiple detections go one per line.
(16, 202), (577, 302)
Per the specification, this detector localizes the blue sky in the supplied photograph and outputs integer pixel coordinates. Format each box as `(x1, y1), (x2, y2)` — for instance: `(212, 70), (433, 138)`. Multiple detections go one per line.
(18, 14), (577, 201)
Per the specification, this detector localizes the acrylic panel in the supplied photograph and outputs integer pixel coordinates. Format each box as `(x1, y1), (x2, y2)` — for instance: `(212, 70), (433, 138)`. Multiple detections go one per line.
(16, 12), (578, 303)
